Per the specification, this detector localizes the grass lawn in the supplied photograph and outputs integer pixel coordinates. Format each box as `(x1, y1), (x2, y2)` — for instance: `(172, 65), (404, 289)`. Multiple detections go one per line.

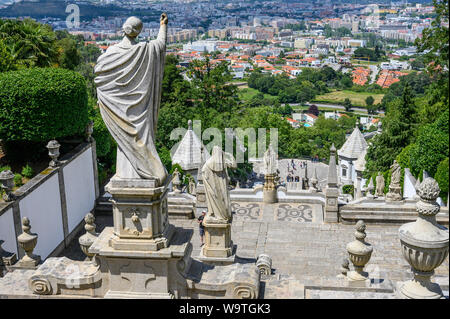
(238, 87), (277, 101)
(313, 90), (384, 107)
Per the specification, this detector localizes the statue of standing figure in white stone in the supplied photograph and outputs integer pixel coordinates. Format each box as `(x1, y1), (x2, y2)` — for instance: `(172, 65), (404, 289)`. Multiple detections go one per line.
(375, 172), (385, 197)
(390, 160), (401, 187)
(202, 146), (237, 223)
(263, 144), (277, 175)
(94, 14), (169, 185)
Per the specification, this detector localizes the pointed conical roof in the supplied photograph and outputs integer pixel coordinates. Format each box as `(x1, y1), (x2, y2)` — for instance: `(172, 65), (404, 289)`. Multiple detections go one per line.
(338, 126), (368, 160)
(171, 120), (209, 170)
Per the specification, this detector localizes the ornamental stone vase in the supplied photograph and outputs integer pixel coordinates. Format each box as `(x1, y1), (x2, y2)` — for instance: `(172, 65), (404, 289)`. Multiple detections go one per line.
(46, 140), (60, 168)
(0, 170), (15, 201)
(17, 217), (40, 268)
(346, 220), (373, 281)
(398, 177), (449, 299)
(79, 213), (98, 263)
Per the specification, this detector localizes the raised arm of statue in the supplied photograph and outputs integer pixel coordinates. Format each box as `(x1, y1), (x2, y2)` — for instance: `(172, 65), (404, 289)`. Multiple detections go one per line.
(156, 13), (168, 45)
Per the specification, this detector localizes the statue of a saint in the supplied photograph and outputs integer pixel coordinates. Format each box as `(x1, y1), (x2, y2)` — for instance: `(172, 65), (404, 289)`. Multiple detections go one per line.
(94, 14), (169, 185)
(390, 160), (401, 187)
(202, 146), (237, 223)
(172, 168), (181, 192)
(188, 177), (196, 195)
(263, 144), (277, 175)
(375, 172), (385, 197)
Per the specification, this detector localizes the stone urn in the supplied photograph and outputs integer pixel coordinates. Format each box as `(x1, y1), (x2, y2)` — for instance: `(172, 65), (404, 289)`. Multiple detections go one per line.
(79, 213), (98, 263)
(46, 140), (60, 168)
(346, 220), (373, 281)
(0, 170), (15, 201)
(17, 217), (40, 268)
(398, 177), (449, 299)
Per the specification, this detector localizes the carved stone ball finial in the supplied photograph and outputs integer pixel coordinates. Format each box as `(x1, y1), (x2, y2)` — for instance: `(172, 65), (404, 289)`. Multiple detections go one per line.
(46, 140), (60, 168)
(417, 177), (440, 203)
(79, 213), (98, 263)
(17, 217), (40, 268)
(346, 220), (373, 281)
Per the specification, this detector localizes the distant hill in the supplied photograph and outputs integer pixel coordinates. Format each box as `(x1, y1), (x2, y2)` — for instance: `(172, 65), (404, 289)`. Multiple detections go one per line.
(0, 0), (128, 19)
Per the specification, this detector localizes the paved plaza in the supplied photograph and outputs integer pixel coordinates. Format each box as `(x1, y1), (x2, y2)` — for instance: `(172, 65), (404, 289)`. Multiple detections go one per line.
(58, 201), (449, 298)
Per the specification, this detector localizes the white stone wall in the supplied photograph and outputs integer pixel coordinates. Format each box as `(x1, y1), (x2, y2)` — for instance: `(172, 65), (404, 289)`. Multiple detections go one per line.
(0, 208), (17, 256)
(19, 174), (64, 259)
(0, 143), (98, 261)
(63, 147), (96, 233)
(404, 168), (417, 199)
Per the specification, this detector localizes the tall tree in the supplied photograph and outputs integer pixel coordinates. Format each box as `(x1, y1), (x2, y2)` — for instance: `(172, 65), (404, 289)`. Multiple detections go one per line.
(366, 83), (418, 173)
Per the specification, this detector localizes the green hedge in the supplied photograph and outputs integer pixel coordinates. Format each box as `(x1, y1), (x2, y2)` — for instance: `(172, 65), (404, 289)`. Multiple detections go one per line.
(0, 68), (88, 142)
(342, 184), (354, 195)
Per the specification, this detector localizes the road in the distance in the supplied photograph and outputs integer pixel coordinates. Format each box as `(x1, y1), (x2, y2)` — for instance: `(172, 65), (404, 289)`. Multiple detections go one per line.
(285, 102), (384, 115)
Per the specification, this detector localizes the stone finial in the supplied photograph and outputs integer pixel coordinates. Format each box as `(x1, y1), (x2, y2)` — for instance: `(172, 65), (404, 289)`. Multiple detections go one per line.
(346, 220), (373, 281)
(85, 120), (94, 142)
(417, 177), (440, 203)
(256, 254), (272, 276)
(398, 177), (449, 299)
(79, 213), (98, 263)
(188, 119), (192, 131)
(17, 217), (41, 268)
(46, 140), (60, 168)
(0, 170), (15, 201)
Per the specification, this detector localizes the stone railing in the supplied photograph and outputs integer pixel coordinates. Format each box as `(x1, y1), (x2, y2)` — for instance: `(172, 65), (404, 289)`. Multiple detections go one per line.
(0, 141), (99, 262)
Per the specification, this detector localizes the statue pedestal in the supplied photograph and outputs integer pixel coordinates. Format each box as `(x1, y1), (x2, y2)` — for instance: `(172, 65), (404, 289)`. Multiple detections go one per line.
(106, 176), (174, 251)
(90, 227), (192, 299)
(199, 220), (235, 265)
(324, 187), (339, 223)
(386, 185), (402, 202)
(263, 174), (278, 204)
(90, 176), (192, 298)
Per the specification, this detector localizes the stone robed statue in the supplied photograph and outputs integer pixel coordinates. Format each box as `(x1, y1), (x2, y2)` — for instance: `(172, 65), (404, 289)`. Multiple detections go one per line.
(202, 146), (237, 223)
(390, 160), (401, 187)
(375, 172), (385, 197)
(94, 14), (169, 185)
(263, 144), (277, 175)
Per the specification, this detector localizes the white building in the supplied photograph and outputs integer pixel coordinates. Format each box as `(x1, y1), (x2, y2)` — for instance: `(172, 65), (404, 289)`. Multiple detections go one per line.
(337, 126), (368, 186)
(183, 40), (217, 53)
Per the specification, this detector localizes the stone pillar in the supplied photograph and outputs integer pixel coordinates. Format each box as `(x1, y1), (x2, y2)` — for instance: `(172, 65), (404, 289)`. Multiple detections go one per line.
(398, 177), (449, 299)
(325, 144), (339, 223)
(263, 173), (277, 203)
(354, 172), (362, 200)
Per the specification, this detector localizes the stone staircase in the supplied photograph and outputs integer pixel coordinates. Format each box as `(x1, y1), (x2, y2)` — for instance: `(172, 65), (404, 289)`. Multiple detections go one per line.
(340, 201), (449, 226)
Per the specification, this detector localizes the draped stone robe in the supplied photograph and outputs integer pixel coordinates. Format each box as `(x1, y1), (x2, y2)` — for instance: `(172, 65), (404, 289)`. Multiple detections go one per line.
(94, 25), (168, 185)
(202, 146), (237, 223)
